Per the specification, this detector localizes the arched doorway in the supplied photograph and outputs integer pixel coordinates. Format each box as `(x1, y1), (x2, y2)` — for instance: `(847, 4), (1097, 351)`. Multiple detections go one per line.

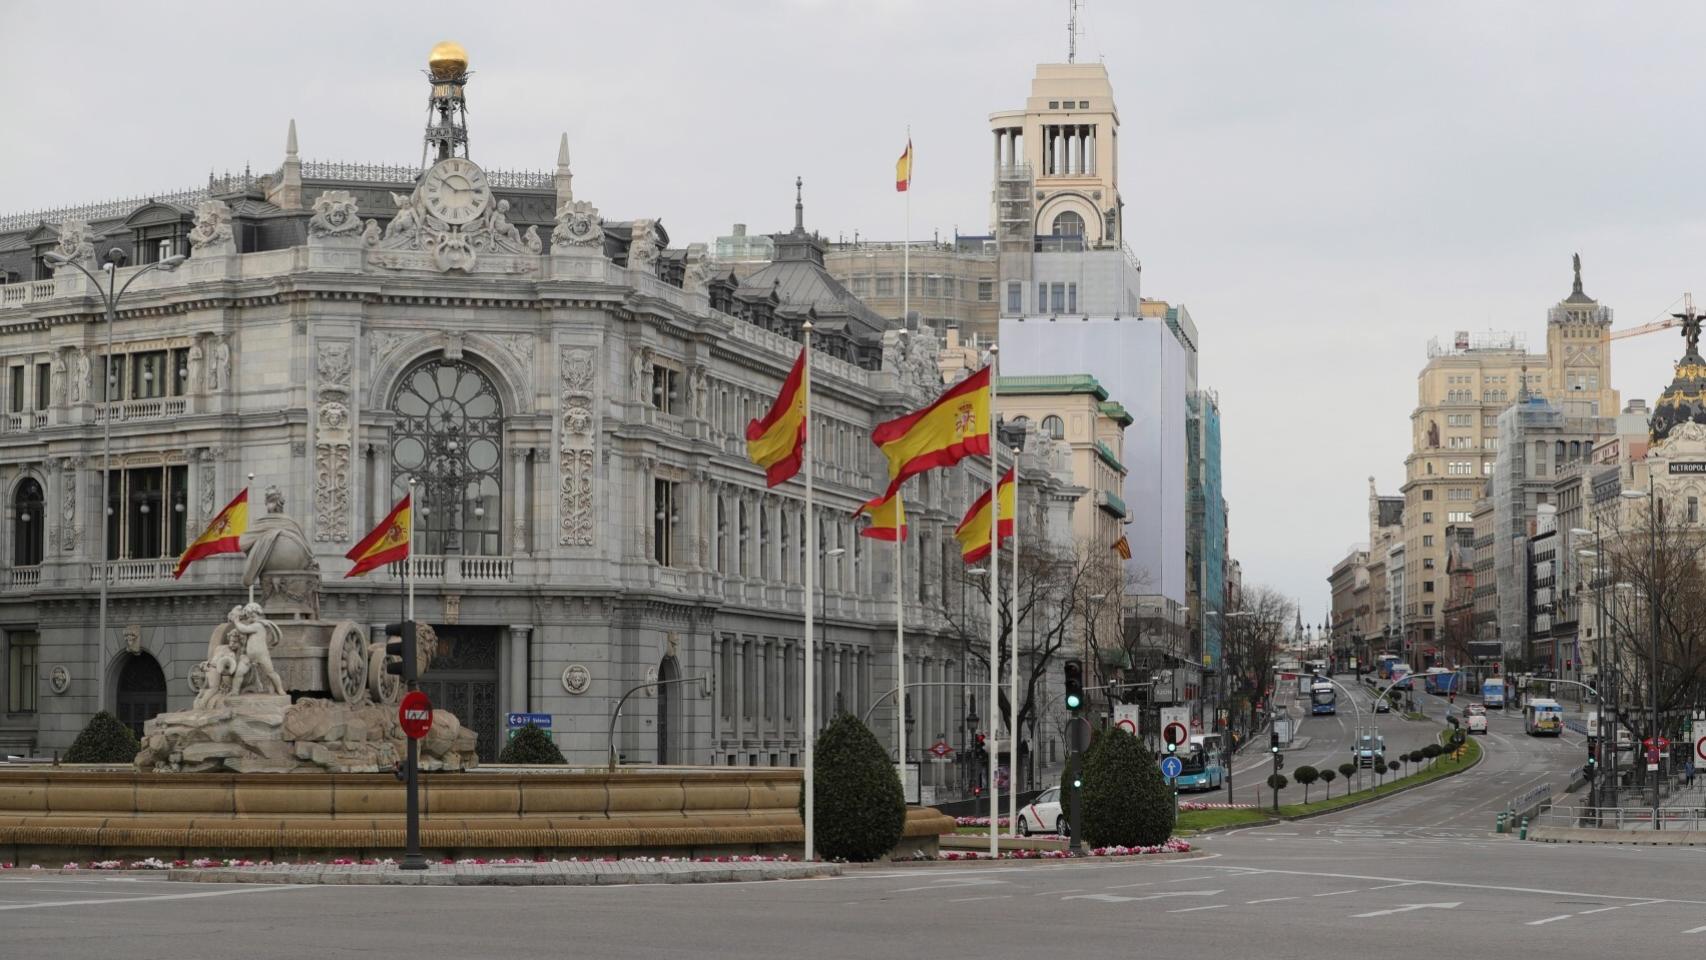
(114, 652), (167, 739)
(656, 655), (680, 764)
(390, 356), (504, 556)
(13, 477), (44, 567)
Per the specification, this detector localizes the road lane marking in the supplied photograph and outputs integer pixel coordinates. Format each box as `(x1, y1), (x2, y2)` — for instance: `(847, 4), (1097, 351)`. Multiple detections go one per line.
(1105, 882), (1155, 890)
(1527, 915), (1574, 926)
(1577, 900), (1663, 915)
(948, 895), (1010, 903)
(1313, 889), (1360, 897)
(1167, 904), (1226, 913)
(1684, 924), (1706, 934)
(1367, 882), (1419, 890)
(1196, 865), (1705, 905)
(1034, 889), (1085, 896)
(1352, 902), (1461, 918)
(890, 878), (1006, 894)
(0, 884), (308, 912)
(1247, 897), (1298, 904)
(1063, 893), (1140, 903)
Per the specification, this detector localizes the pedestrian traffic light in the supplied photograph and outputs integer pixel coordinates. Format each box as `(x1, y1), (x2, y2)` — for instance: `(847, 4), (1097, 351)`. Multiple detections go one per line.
(1273, 751), (1285, 771)
(385, 620), (418, 684)
(1063, 659), (1084, 712)
(1166, 739), (1178, 754)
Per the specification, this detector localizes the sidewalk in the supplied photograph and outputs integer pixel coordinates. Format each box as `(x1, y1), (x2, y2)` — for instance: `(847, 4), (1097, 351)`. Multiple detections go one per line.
(167, 859), (842, 886)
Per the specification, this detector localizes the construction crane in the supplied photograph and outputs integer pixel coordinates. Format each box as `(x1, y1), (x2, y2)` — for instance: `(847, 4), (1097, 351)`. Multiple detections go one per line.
(1611, 293), (1693, 341)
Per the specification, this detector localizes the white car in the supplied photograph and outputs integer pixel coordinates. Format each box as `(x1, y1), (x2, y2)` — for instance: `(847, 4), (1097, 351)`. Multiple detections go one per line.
(1463, 704), (1488, 734)
(1017, 786), (1065, 836)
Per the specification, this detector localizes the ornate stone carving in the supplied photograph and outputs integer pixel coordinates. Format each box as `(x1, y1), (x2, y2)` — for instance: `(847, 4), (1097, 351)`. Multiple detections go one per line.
(361, 219), (382, 246)
(313, 339), (354, 544)
(488, 333), (534, 371)
(188, 199), (236, 255)
(369, 329), (409, 370)
(630, 345), (653, 400)
(239, 486), (321, 617)
(59, 456), (78, 552)
(198, 448), (218, 526)
(688, 364), (710, 421)
(628, 218), (661, 273)
(51, 219), (103, 271)
(307, 190), (364, 239)
(559, 346), (598, 547)
(523, 224), (543, 254)
(550, 200), (603, 249)
(369, 168), (537, 273)
(313, 443), (351, 543)
(683, 242), (712, 293)
(123, 624), (142, 655)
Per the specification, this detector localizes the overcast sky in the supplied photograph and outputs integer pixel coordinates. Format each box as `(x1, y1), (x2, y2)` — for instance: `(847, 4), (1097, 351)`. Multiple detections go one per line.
(7, 1), (1703, 623)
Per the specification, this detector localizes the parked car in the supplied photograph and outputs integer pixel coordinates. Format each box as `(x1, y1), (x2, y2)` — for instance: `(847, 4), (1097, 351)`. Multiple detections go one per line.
(1017, 786), (1064, 836)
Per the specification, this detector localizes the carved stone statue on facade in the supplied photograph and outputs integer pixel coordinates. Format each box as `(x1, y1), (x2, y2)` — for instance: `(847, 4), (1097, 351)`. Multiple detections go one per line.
(683, 242), (712, 293)
(628, 219), (661, 272)
(631, 346), (653, 400)
(523, 224), (542, 254)
(52, 219), (103, 271)
(362, 220), (382, 246)
(188, 199), (236, 255)
(72, 349), (89, 403)
(1427, 420), (1440, 448)
(308, 190), (364, 240)
(209, 336), (230, 392)
(385, 192), (420, 241)
(550, 200), (603, 249)
(49, 351), (66, 406)
(688, 364), (709, 420)
(489, 198), (522, 247)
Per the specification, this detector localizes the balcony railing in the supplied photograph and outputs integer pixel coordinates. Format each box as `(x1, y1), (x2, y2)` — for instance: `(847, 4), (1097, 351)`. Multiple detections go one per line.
(386, 554), (514, 583)
(89, 558), (176, 584)
(6, 566), (40, 590)
(93, 397), (188, 424)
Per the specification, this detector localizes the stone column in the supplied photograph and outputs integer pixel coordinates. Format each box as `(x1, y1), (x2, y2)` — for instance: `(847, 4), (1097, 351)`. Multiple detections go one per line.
(994, 129), (1003, 174)
(507, 625), (531, 714)
(1087, 125), (1096, 176)
(734, 636), (747, 746)
(510, 447), (530, 555)
(683, 473), (703, 570)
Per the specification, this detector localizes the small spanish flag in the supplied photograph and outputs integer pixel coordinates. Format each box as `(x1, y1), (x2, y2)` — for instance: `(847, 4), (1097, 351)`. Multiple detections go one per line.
(746, 347), (809, 487)
(896, 139), (913, 192)
(854, 492), (907, 542)
(345, 493), (412, 578)
(954, 466), (1016, 564)
(1112, 534), (1133, 560)
(173, 488), (249, 579)
(871, 366), (991, 501)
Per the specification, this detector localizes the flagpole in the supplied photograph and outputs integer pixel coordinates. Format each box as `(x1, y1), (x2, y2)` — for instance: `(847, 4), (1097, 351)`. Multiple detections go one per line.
(987, 346), (1000, 857)
(895, 508), (906, 777)
(407, 478), (417, 622)
(802, 321), (816, 862)
(245, 473), (255, 606)
(1008, 446), (1020, 837)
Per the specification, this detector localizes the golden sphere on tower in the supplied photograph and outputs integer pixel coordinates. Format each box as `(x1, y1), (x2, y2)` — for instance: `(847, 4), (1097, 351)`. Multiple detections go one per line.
(428, 41), (468, 81)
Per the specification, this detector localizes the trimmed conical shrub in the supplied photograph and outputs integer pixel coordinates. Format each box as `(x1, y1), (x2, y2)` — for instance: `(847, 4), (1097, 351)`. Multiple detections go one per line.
(65, 711), (141, 764)
(497, 723), (565, 764)
(1081, 727), (1175, 848)
(804, 712), (905, 862)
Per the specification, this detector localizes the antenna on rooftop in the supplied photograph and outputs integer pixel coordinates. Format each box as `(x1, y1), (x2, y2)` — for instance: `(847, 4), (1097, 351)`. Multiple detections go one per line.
(1067, 0), (1083, 63)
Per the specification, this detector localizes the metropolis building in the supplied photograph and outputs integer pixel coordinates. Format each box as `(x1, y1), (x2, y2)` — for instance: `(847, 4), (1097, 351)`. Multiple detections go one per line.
(0, 45), (1084, 783)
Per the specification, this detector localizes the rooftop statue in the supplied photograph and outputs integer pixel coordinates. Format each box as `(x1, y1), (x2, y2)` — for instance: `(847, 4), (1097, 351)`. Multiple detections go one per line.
(240, 486), (317, 587)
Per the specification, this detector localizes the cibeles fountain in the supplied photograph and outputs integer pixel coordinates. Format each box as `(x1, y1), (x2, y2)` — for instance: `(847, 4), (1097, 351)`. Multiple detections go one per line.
(135, 487), (481, 773)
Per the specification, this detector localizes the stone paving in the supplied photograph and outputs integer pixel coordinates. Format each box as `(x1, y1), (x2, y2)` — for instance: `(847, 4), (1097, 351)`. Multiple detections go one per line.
(168, 859), (841, 886)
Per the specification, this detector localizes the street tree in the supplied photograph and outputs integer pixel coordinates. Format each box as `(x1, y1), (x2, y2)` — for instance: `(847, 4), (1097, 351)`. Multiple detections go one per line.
(1219, 587), (1296, 739)
(1422, 743), (1442, 768)
(1294, 764), (1319, 803)
(1338, 761), (1356, 791)
(1319, 767), (1337, 798)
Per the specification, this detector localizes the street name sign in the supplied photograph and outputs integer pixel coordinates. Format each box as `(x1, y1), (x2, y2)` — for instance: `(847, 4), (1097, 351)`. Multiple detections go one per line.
(506, 712), (552, 729)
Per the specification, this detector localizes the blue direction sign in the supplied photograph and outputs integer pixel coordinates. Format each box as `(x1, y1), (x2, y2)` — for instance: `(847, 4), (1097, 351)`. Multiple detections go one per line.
(1160, 756), (1183, 780)
(506, 712), (552, 729)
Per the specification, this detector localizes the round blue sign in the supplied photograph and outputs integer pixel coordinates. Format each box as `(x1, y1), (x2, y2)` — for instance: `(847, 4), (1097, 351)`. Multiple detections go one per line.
(1160, 756), (1183, 780)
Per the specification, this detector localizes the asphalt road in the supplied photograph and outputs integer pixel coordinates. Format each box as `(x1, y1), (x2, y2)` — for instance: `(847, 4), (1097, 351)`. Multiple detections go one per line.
(0, 678), (1637, 960)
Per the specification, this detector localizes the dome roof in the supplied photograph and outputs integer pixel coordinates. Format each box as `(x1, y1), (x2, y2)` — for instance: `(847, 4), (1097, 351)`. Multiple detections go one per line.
(428, 41), (468, 81)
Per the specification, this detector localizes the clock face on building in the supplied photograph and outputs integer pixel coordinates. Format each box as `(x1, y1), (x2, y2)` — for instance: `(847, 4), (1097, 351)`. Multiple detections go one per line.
(421, 158), (491, 225)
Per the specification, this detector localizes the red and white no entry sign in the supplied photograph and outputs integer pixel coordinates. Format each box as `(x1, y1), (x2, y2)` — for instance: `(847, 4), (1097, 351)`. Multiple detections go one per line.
(1695, 734), (1706, 763)
(399, 690), (434, 740)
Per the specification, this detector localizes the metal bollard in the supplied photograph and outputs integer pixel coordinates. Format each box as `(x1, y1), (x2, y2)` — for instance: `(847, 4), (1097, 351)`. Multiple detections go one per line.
(1519, 816), (1529, 840)
(1496, 811), (1508, 833)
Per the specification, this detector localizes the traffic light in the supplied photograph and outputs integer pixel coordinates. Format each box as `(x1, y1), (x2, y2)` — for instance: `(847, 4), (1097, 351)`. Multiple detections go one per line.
(1063, 659), (1084, 712)
(974, 732), (988, 763)
(1273, 751), (1285, 771)
(1270, 729), (1281, 751)
(1166, 738), (1178, 754)
(1582, 756), (1598, 782)
(385, 620), (418, 685)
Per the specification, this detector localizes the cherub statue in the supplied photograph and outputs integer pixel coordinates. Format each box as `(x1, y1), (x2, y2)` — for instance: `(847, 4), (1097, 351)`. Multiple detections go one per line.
(226, 602), (285, 695)
(193, 641), (247, 711)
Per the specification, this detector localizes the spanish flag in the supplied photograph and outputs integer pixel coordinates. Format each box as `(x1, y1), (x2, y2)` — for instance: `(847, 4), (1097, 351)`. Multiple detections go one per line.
(954, 466), (1016, 564)
(854, 492), (907, 542)
(871, 366), (990, 501)
(896, 139), (913, 192)
(173, 488), (249, 579)
(345, 494), (412, 578)
(745, 347), (808, 487)
(1112, 534), (1133, 560)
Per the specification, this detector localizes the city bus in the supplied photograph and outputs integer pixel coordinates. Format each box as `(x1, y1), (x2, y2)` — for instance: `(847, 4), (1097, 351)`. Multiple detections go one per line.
(1424, 670), (1459, 695)
(1310, 679), (1337, 715)
(1481, 676), (1506, 709)
(1524, 698), (1565, 736)
(1377, 654), (1401, 679)
(1173, 734), (1226, 792)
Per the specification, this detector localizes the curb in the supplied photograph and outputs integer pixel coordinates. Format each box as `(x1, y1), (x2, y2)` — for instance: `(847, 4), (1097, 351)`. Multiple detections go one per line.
(1528, 827), (1706, 847)
(838, 849), (1210, 870)
(164, 861), (842, 886)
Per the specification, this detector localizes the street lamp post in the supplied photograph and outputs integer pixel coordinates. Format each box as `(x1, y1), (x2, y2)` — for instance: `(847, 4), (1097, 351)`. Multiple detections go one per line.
(1621, 481), (1662, 828)
(43, 246), (184, 673)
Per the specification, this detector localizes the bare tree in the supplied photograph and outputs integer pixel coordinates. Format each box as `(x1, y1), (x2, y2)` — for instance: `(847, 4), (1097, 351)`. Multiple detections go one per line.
(940, 536), (1111, 786)
(1218, 586), (1295, 739)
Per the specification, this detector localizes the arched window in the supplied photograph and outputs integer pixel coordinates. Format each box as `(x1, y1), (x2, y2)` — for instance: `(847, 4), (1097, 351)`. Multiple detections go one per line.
(716, 497), (728, 573)
(13, 478), (44, 567)
(1042, 415), (1066, 440)
(1051, 211), (1085, 237)
(390, 357), (505, 555)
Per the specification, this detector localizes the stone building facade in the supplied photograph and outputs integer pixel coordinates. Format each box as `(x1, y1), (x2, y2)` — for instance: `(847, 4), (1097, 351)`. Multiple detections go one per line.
(0, 55), (1083, 784)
